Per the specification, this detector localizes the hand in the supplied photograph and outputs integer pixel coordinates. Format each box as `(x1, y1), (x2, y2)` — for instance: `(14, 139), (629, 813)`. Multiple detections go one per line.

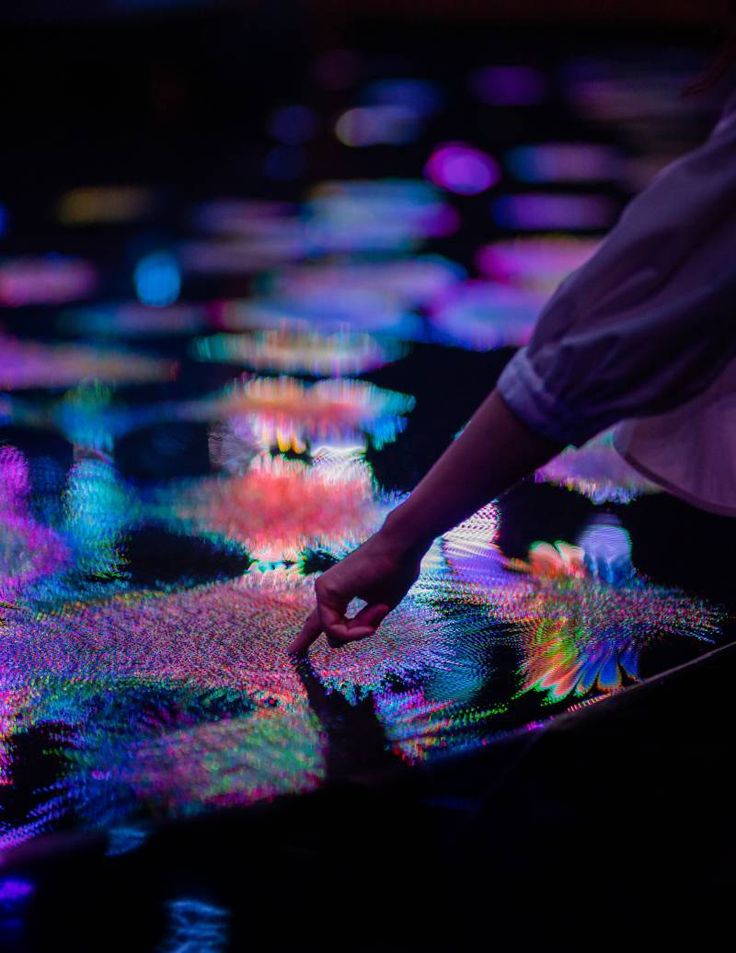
(288, 524), (427, 655)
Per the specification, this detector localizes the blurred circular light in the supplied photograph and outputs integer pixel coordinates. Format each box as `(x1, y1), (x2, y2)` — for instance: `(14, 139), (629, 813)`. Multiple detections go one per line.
(133, 252), (181, 308)
(424, 143), (500, 196)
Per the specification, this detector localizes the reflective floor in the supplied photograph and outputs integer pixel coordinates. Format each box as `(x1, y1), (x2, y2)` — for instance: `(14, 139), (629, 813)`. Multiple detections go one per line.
(0, 23), (734, 950)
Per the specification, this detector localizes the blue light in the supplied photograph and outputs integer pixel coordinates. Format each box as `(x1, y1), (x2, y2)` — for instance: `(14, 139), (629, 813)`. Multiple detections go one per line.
(0, 203), (8, 237)
(159, 898), (229, 953)
(133, 252), (181, 307)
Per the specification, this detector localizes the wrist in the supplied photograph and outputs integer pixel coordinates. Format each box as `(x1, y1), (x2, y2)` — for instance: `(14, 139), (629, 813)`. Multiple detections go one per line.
(378, 501), (434, 558)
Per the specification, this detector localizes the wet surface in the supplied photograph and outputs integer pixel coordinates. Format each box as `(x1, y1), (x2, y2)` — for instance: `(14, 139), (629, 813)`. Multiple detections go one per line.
(1, 19), (734, 949)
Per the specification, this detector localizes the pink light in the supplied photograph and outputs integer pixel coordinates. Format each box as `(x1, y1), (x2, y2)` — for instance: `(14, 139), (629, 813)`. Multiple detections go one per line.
(0, 256), (98, 307)
(424, 143), (501, 196)
(476, 237), (600, 295)
(0, 335), (178, 390)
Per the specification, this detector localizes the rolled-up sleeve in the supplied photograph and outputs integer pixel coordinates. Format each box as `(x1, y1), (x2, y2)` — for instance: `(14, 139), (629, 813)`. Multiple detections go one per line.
(497, 93), (736, 447)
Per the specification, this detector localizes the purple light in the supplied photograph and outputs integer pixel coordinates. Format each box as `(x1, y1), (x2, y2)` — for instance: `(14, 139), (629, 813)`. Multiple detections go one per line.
(469, 65), (548, 106)
(424, 143), (500, 196)
(491, 193), (618, 231)
(428, 280), (544, 350)
(476, 237), (600, 294)
(361, 78), (446, 117)
(0, 878), (34, 906)
(0, 255), (98, 307)
(505, 142), (622, 182)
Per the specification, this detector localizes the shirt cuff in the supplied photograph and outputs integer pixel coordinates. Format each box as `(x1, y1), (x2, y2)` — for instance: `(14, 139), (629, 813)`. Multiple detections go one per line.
(496, 348), (588, 447)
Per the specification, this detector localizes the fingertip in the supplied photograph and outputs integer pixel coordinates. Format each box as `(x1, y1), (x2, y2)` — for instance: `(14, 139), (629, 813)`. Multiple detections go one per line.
(288, 609), (322, 656)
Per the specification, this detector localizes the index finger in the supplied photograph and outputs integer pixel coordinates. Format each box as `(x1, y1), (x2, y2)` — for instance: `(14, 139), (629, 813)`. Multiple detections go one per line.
(287, 608), (323, 655)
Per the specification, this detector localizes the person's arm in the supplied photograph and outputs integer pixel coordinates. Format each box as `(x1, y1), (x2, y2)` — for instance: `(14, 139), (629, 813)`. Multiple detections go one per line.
(291, 93), (736, 655)
(288, 389), (561, 654)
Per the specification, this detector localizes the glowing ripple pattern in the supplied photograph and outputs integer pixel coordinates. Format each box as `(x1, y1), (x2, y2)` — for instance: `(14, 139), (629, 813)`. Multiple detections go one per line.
(0, 447), (69, 604)
(216, 291), (423, 340)
(192, 328), (405, 376)
(180, 376), (415, 451)
(159, 454), (388, 562)
(0, 568), (489, 849)
(443, 516), (723, 705)
(536, 429), (660, 504)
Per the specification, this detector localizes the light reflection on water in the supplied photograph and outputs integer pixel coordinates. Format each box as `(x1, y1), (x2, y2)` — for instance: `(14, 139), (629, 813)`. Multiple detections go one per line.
(0, 42), (726, 863)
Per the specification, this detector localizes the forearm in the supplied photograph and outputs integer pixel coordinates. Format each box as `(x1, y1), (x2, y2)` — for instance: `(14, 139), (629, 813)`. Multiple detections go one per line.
(381, 388), (562, 552)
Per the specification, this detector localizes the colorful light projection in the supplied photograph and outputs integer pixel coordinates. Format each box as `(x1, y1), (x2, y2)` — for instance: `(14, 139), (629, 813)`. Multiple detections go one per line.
(180, 376), (415, 452)
(54, 380), (117, 457)
(59, 303), (209, 338)
(216, 294), (423, 341)
(424, 143), (501, 196)
(427, 280), (544, 350)
(186, 182), (458, 268)
(505, 143), (622, 182)
(536, 429), (660, 504)
(264, 255), (465, 309)
(0, 335), (177, 391)
(469, 65), (549, 106)
(192, 328), (406, 377)
(0, 446), (69, 605)
(305, 179), (459, 250)
(476, 237), (599, 295)
(191, 199), (297, 237)
(373, 684), (505, 765)
(55, 186), (156, 226)
(0, 256), (98, 307)
(491, 193), (619, 231)
(442, 516), (722, 704)
(178, 236), (308, 275)
(0, 567), (488, 849)
(335, 106), (422, 147)
(60, 457), (137, 586)
(159, 898), (230, 953)
(161, 454), (387, 563)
